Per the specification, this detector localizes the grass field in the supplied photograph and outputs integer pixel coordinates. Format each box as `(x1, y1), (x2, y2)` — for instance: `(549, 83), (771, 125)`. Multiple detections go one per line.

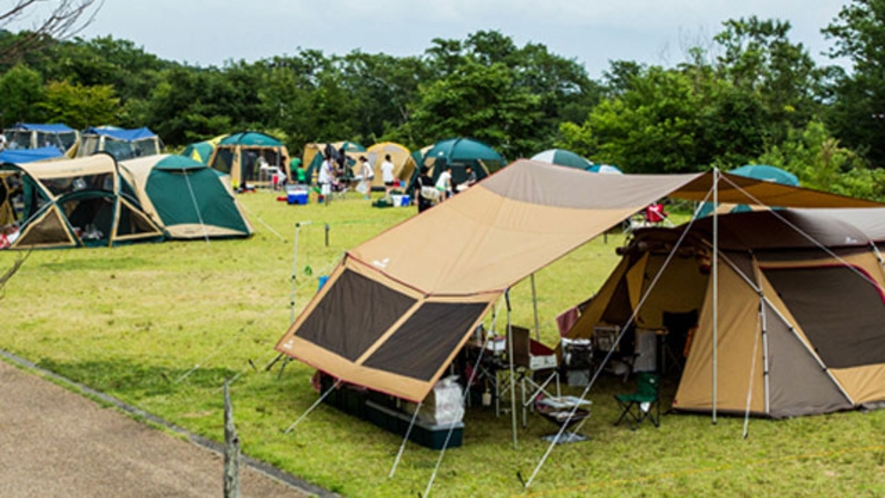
(1, 190), (883, 497)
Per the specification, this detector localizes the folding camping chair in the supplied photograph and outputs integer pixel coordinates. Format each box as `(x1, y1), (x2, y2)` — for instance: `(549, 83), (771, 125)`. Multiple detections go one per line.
(614, 371), (661, 429)
(496, 326), (560, 427)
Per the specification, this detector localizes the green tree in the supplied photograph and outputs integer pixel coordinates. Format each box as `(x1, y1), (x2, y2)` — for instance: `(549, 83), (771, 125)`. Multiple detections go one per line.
(756, 120), (885, 200)
(0, 63), (44, 126)
(38, 80), (118, 129)
(405, 60), (541, 158)
(714, 16), (822, 143)
(823, 0), (885, 167)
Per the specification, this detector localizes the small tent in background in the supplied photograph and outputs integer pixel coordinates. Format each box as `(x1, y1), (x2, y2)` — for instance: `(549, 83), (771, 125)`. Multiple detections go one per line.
(587, 164), (623, 174)
(698, 164), (799, 216)
(208, 131), (290, 188)
(0, 154), (165, 249)
(77, 126), (164, 161)
(3, 123), (80, 157)
(530, 149), (593, 170)
(181, 134), (228, 165)
(0, 146), (65, 164)
(121, 154), (253, 240)
(302, 141), (366, 183)
(563, 210), (885, 418)
(366, 142), (416, 189)
(412, 137), (506, 188)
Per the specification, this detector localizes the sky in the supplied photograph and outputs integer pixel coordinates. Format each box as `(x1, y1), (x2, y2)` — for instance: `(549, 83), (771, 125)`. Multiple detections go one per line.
(17, 0), (852, 77)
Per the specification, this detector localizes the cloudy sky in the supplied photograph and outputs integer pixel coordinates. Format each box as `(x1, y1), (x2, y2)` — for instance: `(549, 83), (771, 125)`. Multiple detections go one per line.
(20, 1), (852, 76)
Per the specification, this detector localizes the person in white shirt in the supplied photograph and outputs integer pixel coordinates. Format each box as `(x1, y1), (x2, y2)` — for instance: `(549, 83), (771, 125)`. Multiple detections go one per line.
(435, 165), (453, 201)
(356, 156), (374, 199)
(381, 154), (396, 195)
(318, 154), (334, 203)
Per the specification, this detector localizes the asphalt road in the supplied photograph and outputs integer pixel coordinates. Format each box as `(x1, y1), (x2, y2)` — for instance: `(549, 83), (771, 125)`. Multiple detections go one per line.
(0, 360), (310, 498)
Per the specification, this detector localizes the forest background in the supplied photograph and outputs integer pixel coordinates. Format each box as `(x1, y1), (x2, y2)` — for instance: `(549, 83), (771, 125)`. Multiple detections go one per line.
(2, 0), (885, 200)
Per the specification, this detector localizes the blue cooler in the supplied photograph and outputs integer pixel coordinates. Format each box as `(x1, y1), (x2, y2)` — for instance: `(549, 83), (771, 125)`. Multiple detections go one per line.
(287, 185), (309, 205)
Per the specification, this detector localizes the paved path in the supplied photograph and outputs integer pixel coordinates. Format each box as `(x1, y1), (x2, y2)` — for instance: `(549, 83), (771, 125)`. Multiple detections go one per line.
(0, 360), (313, 498)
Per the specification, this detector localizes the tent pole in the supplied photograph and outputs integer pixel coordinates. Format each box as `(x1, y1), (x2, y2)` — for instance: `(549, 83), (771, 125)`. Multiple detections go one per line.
(289, 223), (303, 325)
(506, 289), (518, 450)
(712, 168), (719, 425)
(743, 298), (763, 439)
(531, 273), (540, 341)
(182, 169), (211, 245)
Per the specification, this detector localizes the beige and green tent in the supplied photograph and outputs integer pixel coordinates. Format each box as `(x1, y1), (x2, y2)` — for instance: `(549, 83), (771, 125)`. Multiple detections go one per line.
(366, 142), (417, 189)
(275, 160), (881, 404)
(0, 154), (165, 249)
(121, 154), (253, 240)
(564, 210), (885, 418)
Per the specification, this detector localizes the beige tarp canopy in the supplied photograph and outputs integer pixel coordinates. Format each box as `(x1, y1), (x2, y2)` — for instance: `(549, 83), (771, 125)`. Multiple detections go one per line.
(275, 159), (881, 402)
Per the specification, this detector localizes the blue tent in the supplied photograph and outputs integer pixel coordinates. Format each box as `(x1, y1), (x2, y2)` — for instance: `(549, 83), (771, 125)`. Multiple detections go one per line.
(83, 127), (158, 142)
(0, 146), (64, 164)
(78, 127), (163, 160)
(4, 123), (80, 156)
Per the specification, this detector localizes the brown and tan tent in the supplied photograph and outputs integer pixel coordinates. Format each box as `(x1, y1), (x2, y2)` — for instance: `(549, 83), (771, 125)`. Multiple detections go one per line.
(275, 160), (882, 403)
(564, 210), (885, 418)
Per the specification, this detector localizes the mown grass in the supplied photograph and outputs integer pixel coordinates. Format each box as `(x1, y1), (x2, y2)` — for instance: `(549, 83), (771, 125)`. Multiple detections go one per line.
(1, 191), (883, 497)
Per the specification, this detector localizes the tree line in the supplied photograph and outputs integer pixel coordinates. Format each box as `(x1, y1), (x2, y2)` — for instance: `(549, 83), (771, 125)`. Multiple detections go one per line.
(1, 0), (884, 200)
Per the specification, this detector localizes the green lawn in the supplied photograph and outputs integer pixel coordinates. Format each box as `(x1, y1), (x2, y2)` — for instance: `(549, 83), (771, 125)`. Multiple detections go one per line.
(1, 191), (883, 497)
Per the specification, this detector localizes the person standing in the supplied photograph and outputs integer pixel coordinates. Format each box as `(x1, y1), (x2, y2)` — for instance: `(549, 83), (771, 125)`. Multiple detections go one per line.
(435, 165), (453, 201)
(356, 156), (374, 199)
(381, 154), (396, 195)
(318, 153), (334, 204)
(416, 166), (437, 213)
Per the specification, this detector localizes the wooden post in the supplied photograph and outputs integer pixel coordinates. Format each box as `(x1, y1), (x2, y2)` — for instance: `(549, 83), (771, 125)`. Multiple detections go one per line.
(223, 381), (240, 498)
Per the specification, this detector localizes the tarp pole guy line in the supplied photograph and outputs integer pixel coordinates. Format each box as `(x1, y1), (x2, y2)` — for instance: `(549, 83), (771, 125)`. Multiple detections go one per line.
(524, 185), (716, 489)
(421, 328), (492, 496)
(175, 299), (289, 384)
(389, 402), (422, 479)
(237, 202), (286, 242)
(182, 169), (211, 245)
(283, 379), (342, 434)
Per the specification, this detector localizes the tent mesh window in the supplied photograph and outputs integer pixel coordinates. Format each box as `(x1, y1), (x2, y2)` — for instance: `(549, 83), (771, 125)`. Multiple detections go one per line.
(763, 266), (885, 368)
(298, 269), (417, 361)
(42, 172), (114, 197)
(211, 149), (234, 175)
(362, 302), (487, 381)
(117, 201), (158, 237)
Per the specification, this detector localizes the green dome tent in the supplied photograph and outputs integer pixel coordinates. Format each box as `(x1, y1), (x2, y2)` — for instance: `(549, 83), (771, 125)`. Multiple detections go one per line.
(207, 131), (290, 188)
(530, 149), (593, 170)
(181, 134), (228, 165)
(121, 154), (253, 239)
(412, 137), (505, 188)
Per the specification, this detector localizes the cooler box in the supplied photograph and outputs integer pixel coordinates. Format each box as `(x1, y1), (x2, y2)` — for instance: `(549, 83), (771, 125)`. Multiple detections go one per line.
(390, 194), (411, 207)
(286, 185), (309, 205)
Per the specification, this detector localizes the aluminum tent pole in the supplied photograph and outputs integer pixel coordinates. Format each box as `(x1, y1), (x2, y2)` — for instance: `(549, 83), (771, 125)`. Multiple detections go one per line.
(506, 289), (517, 450)
(712, 168), (719, 425)
(531, 273), (540, 342)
